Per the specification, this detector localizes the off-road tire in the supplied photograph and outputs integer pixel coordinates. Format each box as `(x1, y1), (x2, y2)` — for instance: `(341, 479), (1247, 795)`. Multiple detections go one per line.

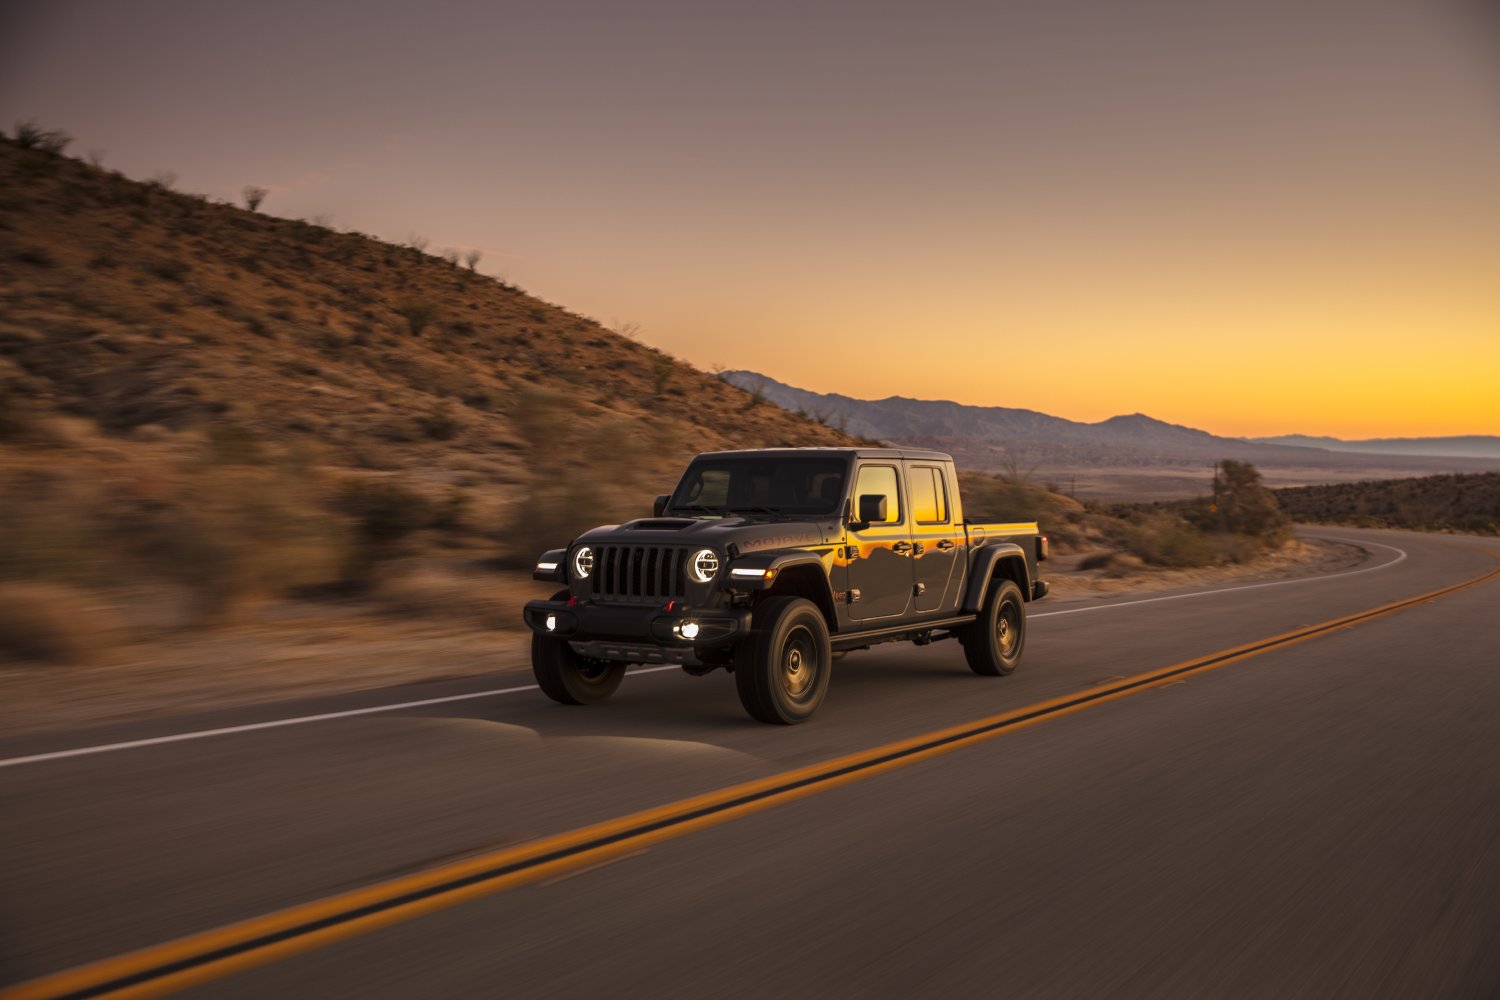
(531, 590), (627, 704)
(734, 596), (832, 724)
(961, 578), (1026, 676)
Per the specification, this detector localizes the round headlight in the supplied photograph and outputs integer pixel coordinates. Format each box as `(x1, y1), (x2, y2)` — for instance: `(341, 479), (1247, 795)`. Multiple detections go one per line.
(572, 546), (594, 579)
(688, 548), (719, 584)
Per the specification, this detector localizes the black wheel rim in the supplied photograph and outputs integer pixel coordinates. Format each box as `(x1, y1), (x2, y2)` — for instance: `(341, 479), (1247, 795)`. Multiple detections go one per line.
(779, 624), (821, 705)
(576, 657), (614, 685)
(996, 601), (1020, 658)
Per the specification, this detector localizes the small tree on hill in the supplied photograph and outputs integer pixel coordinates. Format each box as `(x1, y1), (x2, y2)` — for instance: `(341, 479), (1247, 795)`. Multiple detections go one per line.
(243, 186), (268, 211)
(1195, 460), (1289, 540)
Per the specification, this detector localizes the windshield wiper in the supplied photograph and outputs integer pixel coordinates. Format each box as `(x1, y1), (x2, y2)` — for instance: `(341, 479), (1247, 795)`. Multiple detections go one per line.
(668, 504), (727, 517)
(728, 506), (794, 520)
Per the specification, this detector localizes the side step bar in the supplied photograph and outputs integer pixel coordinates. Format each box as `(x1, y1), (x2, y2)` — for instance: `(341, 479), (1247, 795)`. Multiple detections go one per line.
(830, 614), (977, 653)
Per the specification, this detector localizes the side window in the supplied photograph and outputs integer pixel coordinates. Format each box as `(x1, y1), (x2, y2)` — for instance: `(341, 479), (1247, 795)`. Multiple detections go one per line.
(911, 467), (949, 524)
(853, 465), (901, 525)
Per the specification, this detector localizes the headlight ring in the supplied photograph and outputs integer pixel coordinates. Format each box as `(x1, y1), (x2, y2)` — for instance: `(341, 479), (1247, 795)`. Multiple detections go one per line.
(688, 548), (720, 583)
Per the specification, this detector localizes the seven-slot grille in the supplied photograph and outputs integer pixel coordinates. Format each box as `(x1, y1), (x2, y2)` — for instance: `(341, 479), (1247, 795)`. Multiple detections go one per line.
(591, 545), (687, 603)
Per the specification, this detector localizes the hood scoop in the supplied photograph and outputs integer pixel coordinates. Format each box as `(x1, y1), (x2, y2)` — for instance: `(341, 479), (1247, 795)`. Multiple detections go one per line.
(627, 517), (698, 531)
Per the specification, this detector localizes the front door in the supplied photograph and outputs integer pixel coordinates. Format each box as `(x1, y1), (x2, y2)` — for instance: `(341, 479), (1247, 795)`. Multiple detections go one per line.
(845, 463), (915, 621)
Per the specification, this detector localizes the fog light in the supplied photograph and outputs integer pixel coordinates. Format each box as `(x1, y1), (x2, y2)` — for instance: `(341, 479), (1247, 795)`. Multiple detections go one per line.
(545, 614), (557, 632)
(678, 621), (700, 640)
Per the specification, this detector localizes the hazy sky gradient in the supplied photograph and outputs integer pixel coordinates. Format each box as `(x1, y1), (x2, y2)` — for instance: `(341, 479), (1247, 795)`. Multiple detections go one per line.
(4, 0), (1497, 437)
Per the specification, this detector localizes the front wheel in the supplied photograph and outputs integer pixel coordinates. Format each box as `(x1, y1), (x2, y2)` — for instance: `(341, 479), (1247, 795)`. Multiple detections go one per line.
(961, 578), (1026, 676)
(531, 634), (627, 705)
(734, 596), (832, 724)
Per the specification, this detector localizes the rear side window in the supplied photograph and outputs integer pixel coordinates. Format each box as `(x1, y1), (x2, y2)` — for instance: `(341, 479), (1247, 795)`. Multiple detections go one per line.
(853, 465), (902, 524)
(911, 467), (949, 524)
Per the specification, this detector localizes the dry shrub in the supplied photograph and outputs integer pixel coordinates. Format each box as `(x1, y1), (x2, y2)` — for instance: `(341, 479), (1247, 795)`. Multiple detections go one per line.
(372, 568), (511, 627)
(0, 582), (125, 663)
(1118, 512), (1266, 568)
(1077, 551), (1114, 571)
(494, 389), (681, 566)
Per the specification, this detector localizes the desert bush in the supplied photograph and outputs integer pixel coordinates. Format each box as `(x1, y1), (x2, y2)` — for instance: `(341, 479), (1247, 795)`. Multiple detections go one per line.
(493, 394), (680, 565)
(0, 387), (32, 440)
(242, 185), (268, 211)
(372, 568), (510, 626)
(11, 119), (72, 154)
(14, 247), (56, 267)
(115, 467), (350, 619)
(1078, 551), (1114, 571)
(652, 357), (674, 396)
(206, 422), (265, 464)
(417, 403), (460, 441)
(1119, 513), (1217, 568)
(0, 582), (123, 663)
(462, 249), (482, 271)
(334, 477), (432, 581)
(396, 300), (439, 337)
(142, 257), (190, 282)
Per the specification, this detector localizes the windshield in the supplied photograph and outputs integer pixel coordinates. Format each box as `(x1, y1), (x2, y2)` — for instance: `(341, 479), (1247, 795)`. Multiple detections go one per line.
(668, 457), (849, 517)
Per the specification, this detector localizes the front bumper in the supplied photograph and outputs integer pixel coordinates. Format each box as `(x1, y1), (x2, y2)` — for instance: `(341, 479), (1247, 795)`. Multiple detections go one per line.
(522, 599), (751, 665)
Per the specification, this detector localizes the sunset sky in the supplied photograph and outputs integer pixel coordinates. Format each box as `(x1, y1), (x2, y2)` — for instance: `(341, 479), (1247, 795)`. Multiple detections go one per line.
(3, 0), (1497, 438)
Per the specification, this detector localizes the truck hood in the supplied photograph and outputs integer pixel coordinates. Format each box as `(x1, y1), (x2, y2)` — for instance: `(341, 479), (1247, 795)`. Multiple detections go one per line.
(574, 516), (841, 553)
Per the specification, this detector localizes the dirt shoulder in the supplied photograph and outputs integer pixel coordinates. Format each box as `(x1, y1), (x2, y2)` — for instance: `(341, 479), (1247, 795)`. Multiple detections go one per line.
(2, 539), (1353, 737)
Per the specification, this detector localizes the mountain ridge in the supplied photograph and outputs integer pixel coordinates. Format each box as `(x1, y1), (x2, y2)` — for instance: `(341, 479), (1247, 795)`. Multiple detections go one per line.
(1251, 434), (1500, 460)
(723, 371), (1500, 474)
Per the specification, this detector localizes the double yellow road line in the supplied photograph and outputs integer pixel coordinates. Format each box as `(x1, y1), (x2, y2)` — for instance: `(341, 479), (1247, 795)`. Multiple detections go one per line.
(9, 552), (1499, 1000)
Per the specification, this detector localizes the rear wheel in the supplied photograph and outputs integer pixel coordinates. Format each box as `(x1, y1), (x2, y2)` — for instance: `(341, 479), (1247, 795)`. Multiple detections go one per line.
(961, 578), (1026, 676)
(531, 590), (627, 705)
(734, 597), (832, 724)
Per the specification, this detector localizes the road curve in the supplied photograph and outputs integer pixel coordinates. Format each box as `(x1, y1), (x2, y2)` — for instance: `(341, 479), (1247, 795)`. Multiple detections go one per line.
(3, 527), (1499, 998)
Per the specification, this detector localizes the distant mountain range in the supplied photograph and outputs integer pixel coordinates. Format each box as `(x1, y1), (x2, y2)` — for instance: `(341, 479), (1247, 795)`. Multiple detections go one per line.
(723, 371), (1500, 474)
(1250, 434), (1500, 460)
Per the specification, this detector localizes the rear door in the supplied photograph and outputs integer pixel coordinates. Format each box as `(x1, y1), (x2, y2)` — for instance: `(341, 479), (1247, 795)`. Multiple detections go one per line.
(845, 462), (915, 621)
(904, 461), (964, 613)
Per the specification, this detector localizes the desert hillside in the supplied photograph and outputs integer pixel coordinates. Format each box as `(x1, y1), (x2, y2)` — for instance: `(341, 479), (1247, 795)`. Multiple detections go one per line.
(1272, 473), (1500, 536)
(0, 134), (865, 581)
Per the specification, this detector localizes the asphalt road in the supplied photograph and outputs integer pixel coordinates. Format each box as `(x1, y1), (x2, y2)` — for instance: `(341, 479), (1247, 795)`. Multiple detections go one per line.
(3, 527), (1499, 998)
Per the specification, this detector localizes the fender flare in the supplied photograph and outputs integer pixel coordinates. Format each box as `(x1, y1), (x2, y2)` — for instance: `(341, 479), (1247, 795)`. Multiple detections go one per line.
(961, 542), (1031, 613)
(728, 551), (839, 628)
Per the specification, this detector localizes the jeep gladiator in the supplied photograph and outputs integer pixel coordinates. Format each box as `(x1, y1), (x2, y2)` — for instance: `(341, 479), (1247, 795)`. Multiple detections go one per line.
(523, 448), (1048, 724)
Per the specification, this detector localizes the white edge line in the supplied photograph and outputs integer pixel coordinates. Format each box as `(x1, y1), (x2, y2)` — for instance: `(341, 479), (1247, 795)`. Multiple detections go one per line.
(1031, 539), (1407, 619)
(0, 665), (684, 769)
(0, 536), (1408, 770)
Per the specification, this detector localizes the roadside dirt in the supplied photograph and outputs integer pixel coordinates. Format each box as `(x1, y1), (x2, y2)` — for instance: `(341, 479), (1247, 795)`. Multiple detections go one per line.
(1, 538), (1359, 736)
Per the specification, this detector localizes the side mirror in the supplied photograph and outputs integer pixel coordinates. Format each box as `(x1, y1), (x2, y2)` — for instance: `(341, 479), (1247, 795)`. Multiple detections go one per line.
(856, 494), (887, 525)
(653, 494), (670, 517)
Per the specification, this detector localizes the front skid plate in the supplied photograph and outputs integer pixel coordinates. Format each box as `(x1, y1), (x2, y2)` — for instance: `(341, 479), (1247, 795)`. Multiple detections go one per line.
(570, 640), (702, 665)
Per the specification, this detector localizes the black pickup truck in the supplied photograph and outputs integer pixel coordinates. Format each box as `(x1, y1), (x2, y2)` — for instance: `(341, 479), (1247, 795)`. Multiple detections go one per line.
(524, 448), (1048, 724)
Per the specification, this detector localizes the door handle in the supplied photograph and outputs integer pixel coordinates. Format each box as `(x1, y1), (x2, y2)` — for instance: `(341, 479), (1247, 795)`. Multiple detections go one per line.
(936, 539), (955, 550)
(892, 541), (913, 554)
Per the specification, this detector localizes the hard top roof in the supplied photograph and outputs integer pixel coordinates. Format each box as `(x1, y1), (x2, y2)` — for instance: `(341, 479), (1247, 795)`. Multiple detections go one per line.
(689, 447), (954, 463)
